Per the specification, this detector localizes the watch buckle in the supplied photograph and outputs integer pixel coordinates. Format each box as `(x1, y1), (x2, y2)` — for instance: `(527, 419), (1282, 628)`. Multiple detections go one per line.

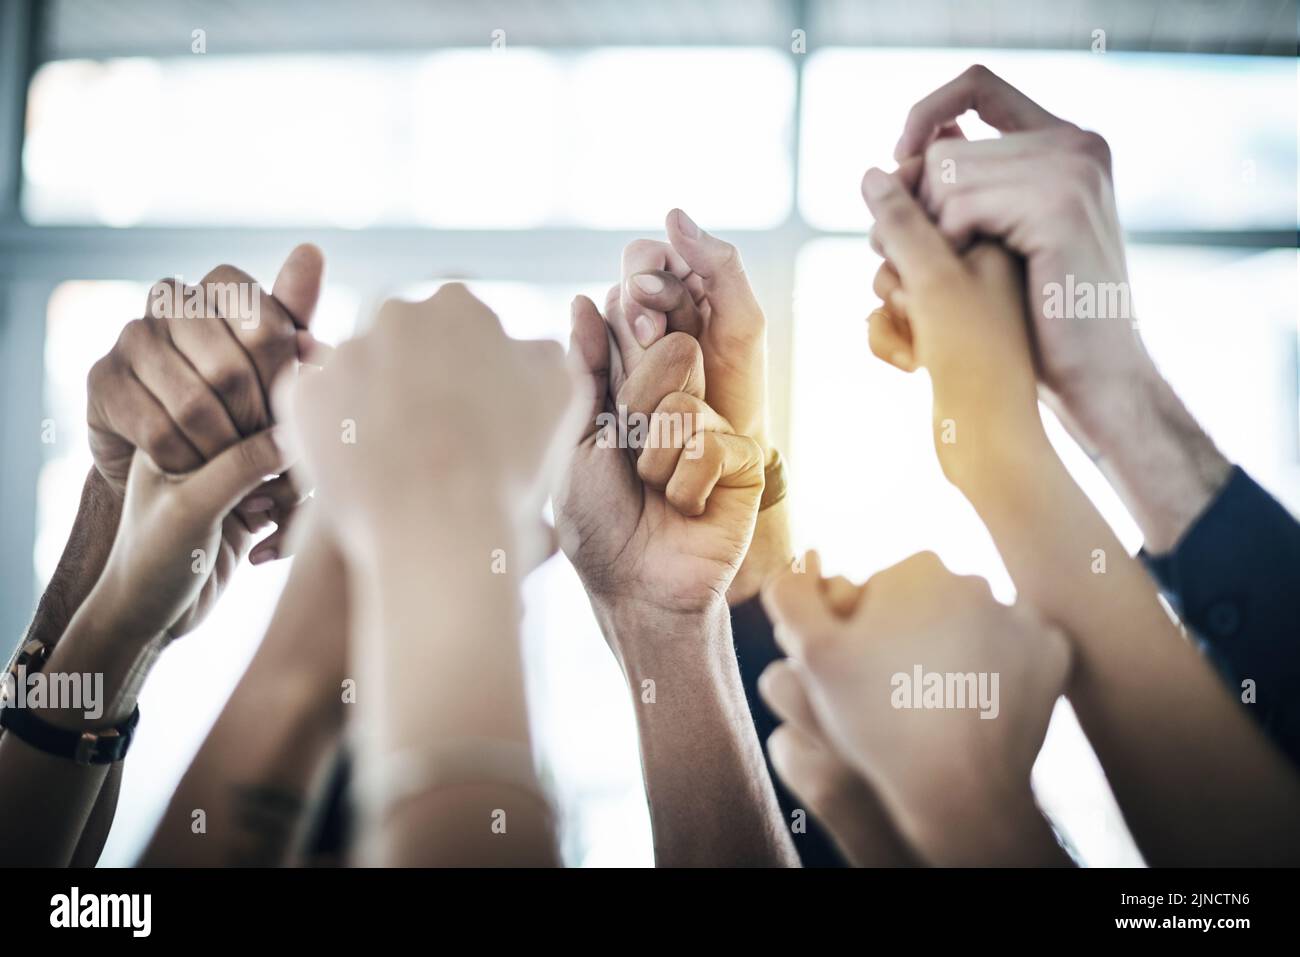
(74, 731), (98, 766)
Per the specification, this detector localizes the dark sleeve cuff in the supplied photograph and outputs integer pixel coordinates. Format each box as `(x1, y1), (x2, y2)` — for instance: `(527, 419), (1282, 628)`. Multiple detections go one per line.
(730, 595), (846, 867)
(1139, 465), (1300, 765)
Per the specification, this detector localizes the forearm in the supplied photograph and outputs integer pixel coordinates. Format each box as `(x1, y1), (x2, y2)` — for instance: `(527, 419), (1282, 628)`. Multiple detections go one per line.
(0, 611), (154, 865)
(960, 429), (1300, 864)
(1062, 357), (1231, 553)
(21, 466), (121, 651)
(141, 527), (348, 866)
(140, 671), (342, 866)
(354, 510), (555, 866)
(12, 468), (123, 865)
(601, 599), (799, 867)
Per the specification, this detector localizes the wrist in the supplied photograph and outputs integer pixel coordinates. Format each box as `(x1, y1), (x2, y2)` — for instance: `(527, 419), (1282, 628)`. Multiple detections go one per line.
(594, 596), (733, 677)
(351, 473), (518, 571)
(900, 777), (1062, 866)
(934, 403), (1055, 504)
(728, 498), (792, 606)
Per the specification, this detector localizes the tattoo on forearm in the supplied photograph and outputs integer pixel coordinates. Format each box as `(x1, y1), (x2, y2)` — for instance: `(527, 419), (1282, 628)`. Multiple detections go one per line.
(228, 785), (306, 867)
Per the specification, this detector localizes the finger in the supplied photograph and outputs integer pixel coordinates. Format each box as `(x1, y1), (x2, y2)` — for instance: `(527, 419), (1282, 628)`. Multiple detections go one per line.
(861, 168), (964, 301)
(894, 64), (1063, 161)
(123, 320), (243, 462)
(619, 239), (692, 352)
(867, 309), (915, 373)
(237, 469), (304, 518)
(664, 430), (763, 518)
(166, 305), (270, 437)
(919, 138), (1062, 222)
(636, 391), (730, 490)
(92, 369), (202, 475)
(249, 525), (287, 565)
(626, 271), (704, 338)
(179, 427), (294, 524)
(822, 575), (865, 617)
(271, 243), (326, 330)
(767, 722), (851, 819)
(933, 184), (1031, 251)
(568, 295), (612, 438)
(615, 331), (706, 424)
(247, 478), (309, 564)
(872, 261), (908, 315)
(894, 154), (926, 194)
(202, 263), (300, 421)
(602, 283), (632, 400)
(762, 554), (837, 658)
(665, 208), (763, 333)
(758, 659), (826, 739)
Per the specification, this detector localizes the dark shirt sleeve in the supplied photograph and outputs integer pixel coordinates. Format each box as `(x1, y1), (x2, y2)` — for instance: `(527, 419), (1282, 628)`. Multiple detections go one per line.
(1139, 465), (1300, 767)
(730, 595), (847, 867)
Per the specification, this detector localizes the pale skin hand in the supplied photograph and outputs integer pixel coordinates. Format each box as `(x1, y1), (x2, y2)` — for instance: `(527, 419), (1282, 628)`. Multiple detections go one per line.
(554, 294), (796, 866)
(762, 552), (1071, 867)
(613, 212), (791, 603)
(279, 283), (578, 866)
(882, 65), (1231, 551)
(758, 574), (918, 867)
(0, 431), (291, 866)
(862, 169), (1300, 865)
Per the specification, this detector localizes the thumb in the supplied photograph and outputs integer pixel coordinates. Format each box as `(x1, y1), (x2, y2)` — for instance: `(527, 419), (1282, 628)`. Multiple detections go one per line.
(181, 428), (293, 523)
(272, 243), (325, 330)
(860, 167), (960, 296)
(665, 208), (760, 312)
(568, 295), (612, 438)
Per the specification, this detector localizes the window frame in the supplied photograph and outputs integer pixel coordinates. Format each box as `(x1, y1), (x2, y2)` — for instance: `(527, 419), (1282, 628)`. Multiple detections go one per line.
(0, 0), (1294, 645)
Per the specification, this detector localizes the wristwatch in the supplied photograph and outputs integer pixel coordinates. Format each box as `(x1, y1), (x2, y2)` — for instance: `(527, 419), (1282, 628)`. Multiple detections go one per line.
(0, 638), (140, 765)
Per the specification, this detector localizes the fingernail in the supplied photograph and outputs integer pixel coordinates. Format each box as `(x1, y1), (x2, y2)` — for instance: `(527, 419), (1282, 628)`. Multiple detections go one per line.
(633, 314), (656, 347)
(632, 274), (664, 295)
(862, 167), (893, 200)
(250, 547), (278, 565)
(243, 496), (275, 513)
(674, 208), (700, 239)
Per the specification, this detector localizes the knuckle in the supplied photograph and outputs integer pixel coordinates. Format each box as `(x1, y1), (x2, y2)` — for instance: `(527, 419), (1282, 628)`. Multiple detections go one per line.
(212, 362), (256, 402)
(175, 393), (218, 431)
(623, 238), (665, 263)
(1071, 128), (1112, 168)
(202, 263), (243, 287)
(117, 317), (150, 349)
(146, 278), (182, 319)
(143, 424), (190, 471)
(658, 330), (704, 368)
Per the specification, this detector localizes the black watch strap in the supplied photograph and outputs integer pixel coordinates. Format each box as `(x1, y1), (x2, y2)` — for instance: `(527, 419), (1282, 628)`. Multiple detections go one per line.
(0, 702), (140, 765)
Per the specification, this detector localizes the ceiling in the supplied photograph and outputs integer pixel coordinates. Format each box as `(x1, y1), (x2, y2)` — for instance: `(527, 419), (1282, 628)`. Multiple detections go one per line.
(36, 0), (1299, 59)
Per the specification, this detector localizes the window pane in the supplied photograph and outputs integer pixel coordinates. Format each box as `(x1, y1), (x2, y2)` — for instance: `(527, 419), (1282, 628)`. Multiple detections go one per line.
(23, 49), (793, 229)
(800, 49), (1297, 232)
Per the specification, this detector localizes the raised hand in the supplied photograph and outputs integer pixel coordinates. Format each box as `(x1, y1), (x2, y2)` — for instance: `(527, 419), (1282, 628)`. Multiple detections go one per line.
(555, 297), (764, 621)
(762, 552), (1071, 866)
(86, 244), (323, 561)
